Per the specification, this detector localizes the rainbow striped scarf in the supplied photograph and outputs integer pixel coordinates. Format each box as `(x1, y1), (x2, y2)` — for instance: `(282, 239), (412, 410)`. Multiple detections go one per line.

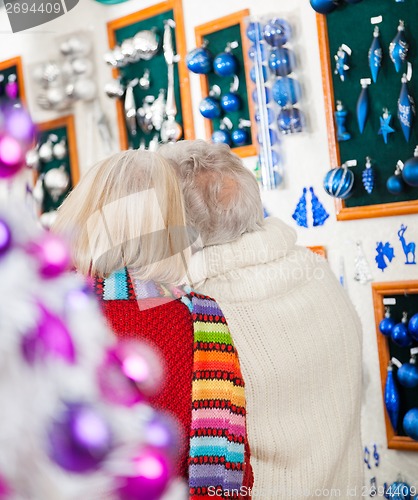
(95, 270), (248, 499)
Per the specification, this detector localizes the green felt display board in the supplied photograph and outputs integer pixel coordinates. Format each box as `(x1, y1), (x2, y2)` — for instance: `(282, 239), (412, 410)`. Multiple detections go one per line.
(326, 0), (418, 208)
(204, 24), (252, 148)
(0, 64), (22, 100)
(38, 126), (73, 214)
(114, 9), (183, 149)
(380, 293), (418, 437)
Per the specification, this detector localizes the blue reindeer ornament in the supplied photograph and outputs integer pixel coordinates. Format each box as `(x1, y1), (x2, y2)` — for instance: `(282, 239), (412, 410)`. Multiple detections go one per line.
(398, 224), (416, 264)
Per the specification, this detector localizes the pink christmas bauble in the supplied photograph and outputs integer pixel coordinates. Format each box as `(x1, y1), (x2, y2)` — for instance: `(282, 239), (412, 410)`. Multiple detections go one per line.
(0, 219), (12, 256)
(0, 136), (24, 178)
(28, 233), (71, 279)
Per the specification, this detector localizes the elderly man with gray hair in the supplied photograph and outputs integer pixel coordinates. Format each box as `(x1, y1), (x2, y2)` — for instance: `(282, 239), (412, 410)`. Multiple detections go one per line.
(159, 140), (363, 500)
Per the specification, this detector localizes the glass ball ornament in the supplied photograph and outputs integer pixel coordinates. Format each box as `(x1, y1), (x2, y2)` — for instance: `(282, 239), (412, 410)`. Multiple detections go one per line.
(213, 52), (237, 77)
(27, 233), (71, 279)
(272, 77), (301, 106)
(277, 108), (304, 134)
(248, 43), (267, 61)
(268, 48), (296, 77)
(398, 361), (418, 388)
(387, 171), (405, 195)
(259, 149), (280, 167)
(144, 412), (182, 458)
(310, 0), (338, 14)
(255, 107), (275, 125)
(391, 318), (412, 347)
(116, 449), (171, 500)
(0, 219), (12, 257)
(220, 92), (241, 112)
(0, 136), (24, 178)
(408, 313), (418, 341)
(250, 65), (268, 84)
(4, 104), (35, 143)
(257, 128), (278, 146)
(73, 79), (97, 102)
(246, 22), (263, 42)
(47, 402), (112, 473)
(199, 97), (221, 119)
(402, 147), (418, 187)
(231, 128), (248, 147)
(403, 408), (418, 441)
(212, 129), (231, 145)
(252, 87), (271, 105)
(186, 46), (213, 74)
(323, 166), (354, 199)
(379, 313), (396, 337)
(263, 18), (291, 47)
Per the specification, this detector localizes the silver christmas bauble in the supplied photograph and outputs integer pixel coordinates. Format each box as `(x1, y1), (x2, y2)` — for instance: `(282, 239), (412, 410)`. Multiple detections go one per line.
(44, 165), (70, 201)
(38, 141), (53, 163)
(53, 140), (67, 160)
(46, 86), (66, 106)
(25, 149), (40, 170)
(73, 79), (96, 101)
(71, 58), (93, 77)
(65, 34), (92, 57)
(133, 30), (160, 60)
(40, 210), (58, 229)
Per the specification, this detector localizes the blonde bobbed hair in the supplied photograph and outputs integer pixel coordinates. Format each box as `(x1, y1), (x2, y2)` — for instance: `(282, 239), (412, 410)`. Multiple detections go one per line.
(53, 149), (191, 284)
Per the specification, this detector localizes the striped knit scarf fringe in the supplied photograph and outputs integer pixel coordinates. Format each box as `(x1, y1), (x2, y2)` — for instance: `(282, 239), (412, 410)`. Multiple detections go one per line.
(95, 270), (248, 500)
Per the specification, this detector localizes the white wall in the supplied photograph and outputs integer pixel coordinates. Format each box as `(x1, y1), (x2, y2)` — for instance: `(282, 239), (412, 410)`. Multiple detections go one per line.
(1, 0), (417, 487)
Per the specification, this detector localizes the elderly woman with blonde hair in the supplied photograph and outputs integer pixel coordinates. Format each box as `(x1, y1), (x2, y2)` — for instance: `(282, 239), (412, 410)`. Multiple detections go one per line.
(53, 148), (253, 500)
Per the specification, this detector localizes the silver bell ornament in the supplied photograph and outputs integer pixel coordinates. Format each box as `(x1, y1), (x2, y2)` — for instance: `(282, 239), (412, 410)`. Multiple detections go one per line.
(133, 30), (160, 60)
(53, 139), (67, 160)
(44, 165), (70, 202)
(25, 149), (40, 170)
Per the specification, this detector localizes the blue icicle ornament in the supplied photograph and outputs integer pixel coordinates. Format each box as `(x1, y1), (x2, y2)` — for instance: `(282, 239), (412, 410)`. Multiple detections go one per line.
(334, 45), (350, 82)
(362, 156), (375, 194)
(357, 79), (371, 134)
(378, 109), (395, 144)
(292, 188), (308, 228)
(389, 20), (408, 73)
(369, 26), (382, 83)
(385, 363), (400, 431)
(310, 187), (329, 226)
(335, 101), (351, 142)
(398, 74), (415, 142)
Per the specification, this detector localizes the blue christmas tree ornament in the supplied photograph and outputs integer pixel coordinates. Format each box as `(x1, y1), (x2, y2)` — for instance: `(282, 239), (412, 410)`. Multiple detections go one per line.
(385, 363), (400, 431)
(403, 409), (418, 441)
(379, 307), (396, 337)
(252, 87), (271, 105)
(323, 162), (355, 199)
(255, 107), (275, 125)
(213, 42), (238, 77)
(257, 128), (278, 146)
(309, 0), (338, 14)
(334, 46), (350, 82)
(221, 92), (241, 112)
(248, 43), (267, 62)
(408, 313), (418, 340)
(398, 358), (418, 388)
(277, 108), (304, 135)
(389, 20), (408, 73)
(212, 129), (231, 145)
(335, 101), (351, 142)
(262, 18), (291, 47)
(357, 79), (370, 134)
(391, 312), (412, 347)
(378, 109), (395, 144)
(398, 75), (415, 142)
(246, 22), (263, 42)
(310, 187), (329, 226)
(272, 77), (301, 107)
(186, 44), (213, 74)
(250, 65), (268, 84)
(387, 162), (405, 194)
(362, 156), (375, 194)
(369, 26), (382, 83)
(403, 146), (418, 187)
(268, 48), (295, 77)
(199, 96), (221, 119)
(292, 188), (308, 228)
(231, 128), (248, 147)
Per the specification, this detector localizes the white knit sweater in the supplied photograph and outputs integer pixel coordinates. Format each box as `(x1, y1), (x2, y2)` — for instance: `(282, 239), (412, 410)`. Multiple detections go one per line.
(188, 218), (363, 500)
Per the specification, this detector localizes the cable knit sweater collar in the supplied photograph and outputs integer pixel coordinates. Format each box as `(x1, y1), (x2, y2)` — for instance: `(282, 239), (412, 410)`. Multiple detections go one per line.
(187, 217), (298, 301)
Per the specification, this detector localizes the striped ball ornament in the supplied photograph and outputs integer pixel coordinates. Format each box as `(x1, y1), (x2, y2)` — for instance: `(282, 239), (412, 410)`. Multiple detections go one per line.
(323, 166), (354, 199)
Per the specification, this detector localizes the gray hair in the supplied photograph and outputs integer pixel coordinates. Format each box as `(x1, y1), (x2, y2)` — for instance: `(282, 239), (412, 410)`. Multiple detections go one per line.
(159, 140), (264, 246)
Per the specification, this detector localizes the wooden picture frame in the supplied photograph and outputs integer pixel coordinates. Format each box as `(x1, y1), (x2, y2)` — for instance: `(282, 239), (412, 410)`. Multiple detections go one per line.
(372, 281), (418, 451)
(308, 245), (327, 259)
(316, 9), (418, 221)
(195, 10), (257, 158)
(107, 0), (194, 150)
(0, 56), (26, 105)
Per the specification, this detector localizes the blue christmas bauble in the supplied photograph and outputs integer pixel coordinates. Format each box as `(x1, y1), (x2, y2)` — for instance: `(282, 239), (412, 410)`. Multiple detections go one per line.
(323, 167), (354, 199)
(268, 48), (295, 77)
(257, 128), (278, 146)
(220, 92), (241, 112)
(262, 18), (291, 47)
(398, 363), (418, 388)
(277, 108), (303, 134)
(379, 317), (396, 337)
(387, 174), (404, 195)
(272, 77), (301, 106)
(255, 107), (275, 125)
(212, 130), (231, 145)
(199, 97), (221, 119)
(246, 22), (263, 42)
(402, 153), (418, 187)
(391, 322), (412, 347)
(408, 313), (418, 340)
(231, 128), (248, 147)
(248, 44), (267, 61)
(186, 47), (213, 74)
(310, 0), (338, 14)
(259, 150), (280, 167)
(213, 52), (237, 77)
(252, 87), (271, 105)
(250, 65), (268, 83)
(403, 409), (418, 441)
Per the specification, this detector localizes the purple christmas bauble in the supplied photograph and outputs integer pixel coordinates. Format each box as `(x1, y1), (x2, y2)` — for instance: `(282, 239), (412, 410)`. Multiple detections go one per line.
(145, 412), (181, 458)
(212, 129), (231, 145)
(231, 128), (248, 147)
(268, 48), (295, 77)
(186, 47), (213, 74)
(117, 450), (171, 500)
(246, 22), (263, 42)
(27, 233), (71, 279)
(213, 52), (237, 77)
(5, 105), (35, 143)
(262, 18), (291, 47)
(272, 77), (301, 106)
(310, 0), (338, 14)
(403, 408), (418, 441)
(48, 402), (112, 473)
(0, 219), (12, 257)
(408, 313), (418, 341)
(398, 363), (418, 388)
(379, 317), (396, 337)
(220, 92), (241, 112)
(277, 107), (304, 134)
(391, 321), (413, 347)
